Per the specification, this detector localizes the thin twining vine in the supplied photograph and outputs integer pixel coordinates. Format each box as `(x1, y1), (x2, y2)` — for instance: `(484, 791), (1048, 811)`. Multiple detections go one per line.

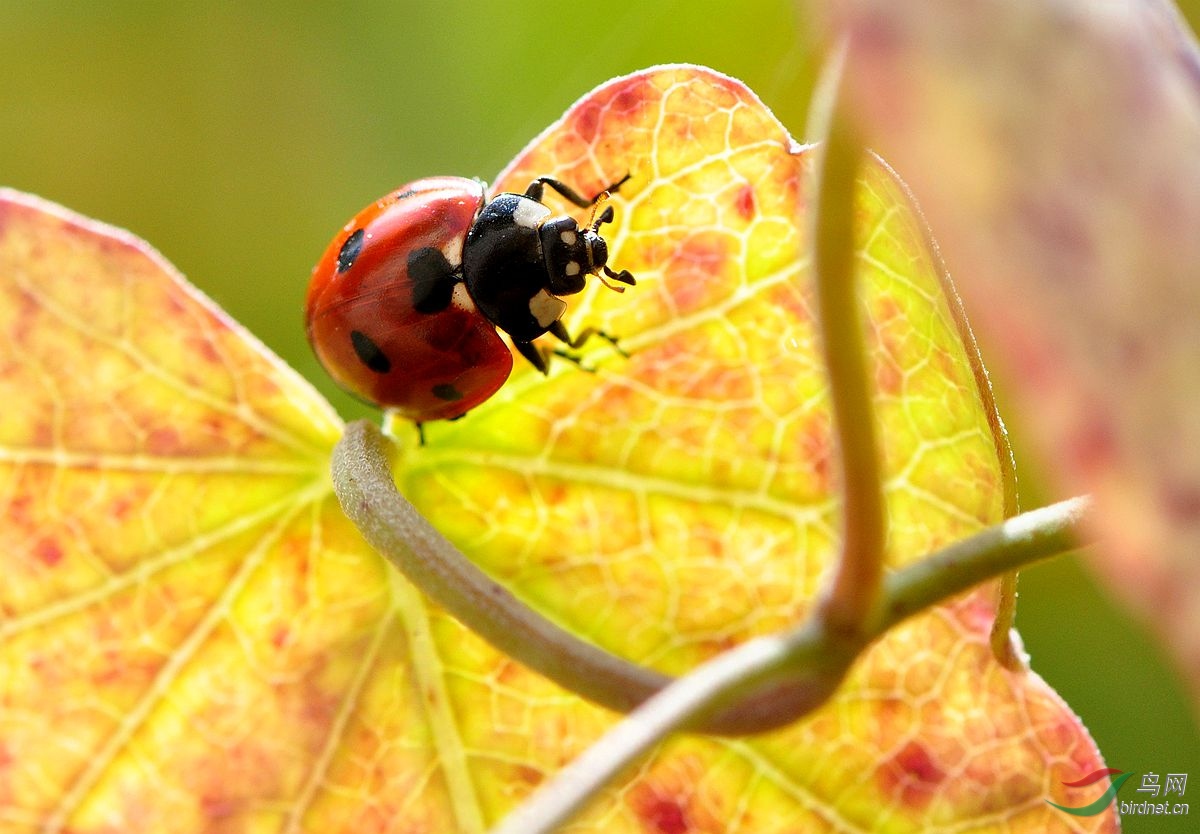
(806, 42), (886, 640)
(333, 418), (1090, 741)
(484, 504), (1089, 834)
(333, 418), (835, 736)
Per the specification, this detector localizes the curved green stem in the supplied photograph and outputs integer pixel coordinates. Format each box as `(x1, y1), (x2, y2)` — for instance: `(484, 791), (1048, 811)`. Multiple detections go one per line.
(880, 496), (1090, 628)
(333, 419), (833, 735)
(487, 495), (1092, 834)
(809, 51), (886, 636)
(990, 571), (1022, 666)
(489, 621), (844, 834)
(332, 420), (667, 712)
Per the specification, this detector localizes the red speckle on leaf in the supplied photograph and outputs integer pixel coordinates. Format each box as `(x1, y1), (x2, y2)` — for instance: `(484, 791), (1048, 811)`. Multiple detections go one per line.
(703, 633), (740, 656)
(515, 763), (544, 786)
(688, 521), (725, 559)
(201, 793), (238, 820)
(765, 283), (813, 326)
(933, 344), (958, 381)
(539, 480), (570, 506)
(164, 290), (189, 318)
(870, 301), (906, 397)
(575, 102), (601, 143)
(878, 741), (946, 808)
(1038, 710), (1089, 756)
(147, 426), (184, 456)
(9, 287), (39, 349)
(612, 82), (648, 117)
(628, 783), (690, 834)
(188, 332), (223, 366)
(299, 676), (341, 727)
(561, 75), (650, 155)
(663, 234), (729, 314)
(797, 418), (831, 491)
(735, 184), (755, 221)
(34, 536), (63, 567)
(496, 659), (525, 686)
(271, 625), (291, 650)
(0, 742), (14, 810)
(109, 495), (134, 520)
(951, 591), (999, 636)
(31, 419), (54, 449)
(875, 357), (903, 397)
(873, 297), (903, 325)
(109, 482), (153, 521)
(0, 741), (14, 799)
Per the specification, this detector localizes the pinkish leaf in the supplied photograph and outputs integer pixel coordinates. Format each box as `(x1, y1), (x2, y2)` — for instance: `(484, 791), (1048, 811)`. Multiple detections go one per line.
(816, 0), (1200, 696)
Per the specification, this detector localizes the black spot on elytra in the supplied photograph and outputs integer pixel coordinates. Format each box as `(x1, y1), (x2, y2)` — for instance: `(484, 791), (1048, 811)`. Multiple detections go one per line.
(408, 246), (457, 314)
(336, 228), (364, 273)
(432, 383), (463, 401)
(393, 188), (418, 201)
(350, 330), (391, 373)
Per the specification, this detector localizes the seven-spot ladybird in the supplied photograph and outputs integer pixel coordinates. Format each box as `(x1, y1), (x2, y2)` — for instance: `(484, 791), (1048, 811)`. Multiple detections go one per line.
(305, 175), (634, 423)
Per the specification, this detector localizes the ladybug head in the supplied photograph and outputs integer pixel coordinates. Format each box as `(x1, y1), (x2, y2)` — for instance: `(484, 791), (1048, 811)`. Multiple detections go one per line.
(540, 203), (635, 297)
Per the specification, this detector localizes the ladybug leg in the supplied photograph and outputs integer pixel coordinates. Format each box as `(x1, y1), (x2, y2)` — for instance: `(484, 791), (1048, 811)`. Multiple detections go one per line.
(513, 324), (626, 377)
(550, 348), (596, 373)
(603, 172), (632, 196)
(548, 319), (627, 357)
(524, 173), (632, 208)
(523, 177), (595, 209)
(514, 339), (551, 375)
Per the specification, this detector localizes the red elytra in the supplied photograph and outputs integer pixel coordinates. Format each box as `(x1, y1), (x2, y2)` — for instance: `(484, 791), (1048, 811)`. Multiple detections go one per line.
(305, 177), (512, 422)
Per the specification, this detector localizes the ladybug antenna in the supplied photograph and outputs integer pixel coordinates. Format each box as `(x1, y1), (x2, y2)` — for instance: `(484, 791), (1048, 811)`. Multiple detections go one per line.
(588, 201), (615, 232)
(584, 190), (635, 293)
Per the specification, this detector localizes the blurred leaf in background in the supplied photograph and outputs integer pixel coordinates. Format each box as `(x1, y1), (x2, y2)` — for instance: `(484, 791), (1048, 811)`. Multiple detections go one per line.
(1, 2), (1196, 830)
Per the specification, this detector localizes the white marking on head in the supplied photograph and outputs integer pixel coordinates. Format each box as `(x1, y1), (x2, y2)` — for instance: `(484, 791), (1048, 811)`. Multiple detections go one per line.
(529, 288), (567, 328)
(513, 199), (551, 229)
(565, 261), (581, 277)
(560, 229), (577, 245)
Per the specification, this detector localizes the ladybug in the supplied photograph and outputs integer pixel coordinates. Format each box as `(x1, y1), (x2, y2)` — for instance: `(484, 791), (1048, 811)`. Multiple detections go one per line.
(306, 175), (635, 424)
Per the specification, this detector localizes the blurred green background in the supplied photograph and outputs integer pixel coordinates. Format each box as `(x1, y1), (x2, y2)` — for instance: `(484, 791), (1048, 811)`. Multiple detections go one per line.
(2, 2), (1197, 829)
